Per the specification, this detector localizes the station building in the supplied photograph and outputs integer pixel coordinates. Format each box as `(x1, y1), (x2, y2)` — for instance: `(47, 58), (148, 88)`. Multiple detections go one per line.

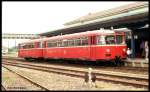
(39, 2), (149, 59)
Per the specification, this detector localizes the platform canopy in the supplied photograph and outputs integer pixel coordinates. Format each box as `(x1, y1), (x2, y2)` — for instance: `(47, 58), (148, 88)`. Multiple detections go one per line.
(39, 2), (148, 37)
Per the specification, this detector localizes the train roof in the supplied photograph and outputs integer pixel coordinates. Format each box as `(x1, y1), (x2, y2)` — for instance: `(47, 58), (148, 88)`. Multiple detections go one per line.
(19, 37), (46, 44)
(20, 29), (125, 44)
(45, 30), (112, 39)
(43, 29), (125, 41)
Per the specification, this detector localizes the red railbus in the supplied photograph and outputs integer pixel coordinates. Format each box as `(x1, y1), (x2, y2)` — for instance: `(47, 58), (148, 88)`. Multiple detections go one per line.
(18, 29), (127, 65)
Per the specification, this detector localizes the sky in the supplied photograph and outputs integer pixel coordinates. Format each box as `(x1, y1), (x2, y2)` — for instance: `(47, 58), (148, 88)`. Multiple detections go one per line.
(3, 1), (140, 48)
(2, 1), (138, 34)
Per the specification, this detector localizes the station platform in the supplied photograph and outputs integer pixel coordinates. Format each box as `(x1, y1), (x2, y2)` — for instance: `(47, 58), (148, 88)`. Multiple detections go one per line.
(124, 58), (149, 68)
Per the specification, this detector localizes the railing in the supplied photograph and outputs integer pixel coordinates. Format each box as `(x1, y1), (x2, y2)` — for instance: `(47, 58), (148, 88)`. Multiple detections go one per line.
(2, 33), (40, 39)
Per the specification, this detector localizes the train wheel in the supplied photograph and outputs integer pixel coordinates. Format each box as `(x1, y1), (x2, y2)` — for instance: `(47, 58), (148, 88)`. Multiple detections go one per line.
(114, 60), (120, 66)
(24, 57), (30, 61)
(120, 61), (125, 66)
(114, 56), (121, 66)
(36, 58), (43, 62)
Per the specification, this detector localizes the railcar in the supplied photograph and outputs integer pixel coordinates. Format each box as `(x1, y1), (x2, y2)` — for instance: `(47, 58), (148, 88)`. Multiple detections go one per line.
(18, 29), (127, 65)
(18, 38), (45, 60)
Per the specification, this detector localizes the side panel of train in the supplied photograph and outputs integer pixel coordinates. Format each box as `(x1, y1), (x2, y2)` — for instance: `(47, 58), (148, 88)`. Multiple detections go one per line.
(92, 45), (126, 61)
(18, 49), (43, 58)
(43, 46), (90, 60)
(43, 45), (126, 61)
(18, 30), (127, 62)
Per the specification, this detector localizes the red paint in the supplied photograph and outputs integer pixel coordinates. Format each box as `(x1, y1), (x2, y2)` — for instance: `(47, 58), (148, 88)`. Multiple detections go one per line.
(18, 48), (43, 58)
(18, 30), (127, 62)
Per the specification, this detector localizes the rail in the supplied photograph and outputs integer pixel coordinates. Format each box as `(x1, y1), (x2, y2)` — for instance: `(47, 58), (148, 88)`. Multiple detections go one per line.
(2, 60), (148, 88)
(2, 65), (49, 91)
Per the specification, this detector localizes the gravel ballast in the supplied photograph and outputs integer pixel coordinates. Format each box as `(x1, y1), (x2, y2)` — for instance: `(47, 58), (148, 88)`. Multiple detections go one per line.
(2, 67), (43, 91)
(2, 65), (148, 91)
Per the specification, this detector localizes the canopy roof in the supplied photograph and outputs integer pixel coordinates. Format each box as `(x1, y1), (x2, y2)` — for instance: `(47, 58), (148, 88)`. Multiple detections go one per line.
(40, 2), (148, 37)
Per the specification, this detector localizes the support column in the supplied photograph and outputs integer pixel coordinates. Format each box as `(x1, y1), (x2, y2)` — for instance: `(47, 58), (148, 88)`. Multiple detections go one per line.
(131, 31), (135, 58)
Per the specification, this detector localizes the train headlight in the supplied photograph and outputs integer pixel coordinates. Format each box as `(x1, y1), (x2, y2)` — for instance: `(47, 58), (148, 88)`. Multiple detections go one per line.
(123, 48), (126, 52)
(106, 49), (110, 52)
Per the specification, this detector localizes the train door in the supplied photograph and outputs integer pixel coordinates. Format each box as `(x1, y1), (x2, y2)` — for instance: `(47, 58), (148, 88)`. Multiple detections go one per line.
(42, 41), (46, 58)
(90, 35), (96, 61)
(42, 41), (46, 48)
(115, 34), (126, 56)
(114, 34), (120, 57)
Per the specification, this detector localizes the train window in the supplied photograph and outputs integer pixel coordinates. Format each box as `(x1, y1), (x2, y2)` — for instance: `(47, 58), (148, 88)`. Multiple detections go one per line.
(42, 42), (45, 48)
(81, 37), (88, 45)
(37, 42), (43, 48)
(75, 38), (81, 46)
(97, 35), (106, 45)
(57, 40), (62, 47)
(27, 44), (29, 48)
(28, 44), (30, 48)
(28, 44), (31, 48)
(52, 42), (57, 47)
(22, 45), (24, 49)
(24, 45), (27, 49)
(68, 39), (74, 46)
(37, 42), (40, 48)
(29, 43), (34, 48)
(116, 35), (123, 44)
(25, 45), (27, 49)
(23, 45), (25, 49)
(23, 44), (27, 49)
(47, 41), (57, 47)
(63, 39), (68, 47)
(40, 42), (43, 48)
(24, 44), (27, 49)
(56, 41), (59, 47)
(47, 41), (52, 47)
(105, 35), (115, 44)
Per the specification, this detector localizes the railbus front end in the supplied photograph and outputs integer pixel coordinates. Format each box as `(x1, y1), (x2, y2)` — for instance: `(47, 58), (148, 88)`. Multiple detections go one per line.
(92, 31), (127, 65)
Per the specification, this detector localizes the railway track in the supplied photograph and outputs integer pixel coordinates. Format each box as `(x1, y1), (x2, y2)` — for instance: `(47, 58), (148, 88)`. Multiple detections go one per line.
(2, 59), (148, 89)
(1, 85), (6, 91)
(2, 65), (49, 91)
(2, 57), (148, 73)
(2, 60), (148, 79)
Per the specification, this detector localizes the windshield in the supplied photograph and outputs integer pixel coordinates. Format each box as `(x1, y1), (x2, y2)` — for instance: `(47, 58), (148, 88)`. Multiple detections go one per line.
(116, 35), (123, 44)
(105, 35), (115, 44)
(97, 35), (124, 45)
(97, 36), (106, 45)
